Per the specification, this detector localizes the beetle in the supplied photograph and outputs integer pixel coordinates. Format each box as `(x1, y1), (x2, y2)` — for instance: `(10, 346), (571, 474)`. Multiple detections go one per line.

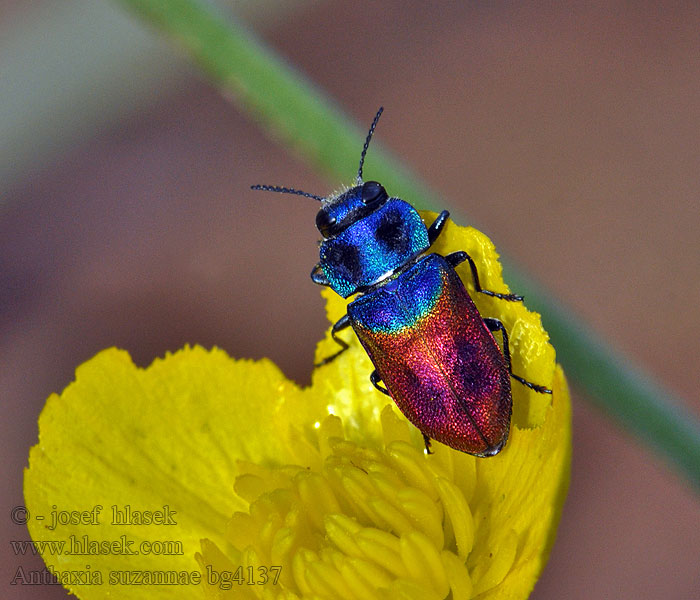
(252, 107), (551, 457)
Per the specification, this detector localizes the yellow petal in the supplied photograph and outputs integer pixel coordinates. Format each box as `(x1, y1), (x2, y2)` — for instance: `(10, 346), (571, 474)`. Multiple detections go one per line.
(24, 346), (307, 598)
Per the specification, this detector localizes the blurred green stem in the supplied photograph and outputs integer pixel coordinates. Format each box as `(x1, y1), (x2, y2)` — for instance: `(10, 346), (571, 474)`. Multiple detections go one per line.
(116, 0), (700, 489)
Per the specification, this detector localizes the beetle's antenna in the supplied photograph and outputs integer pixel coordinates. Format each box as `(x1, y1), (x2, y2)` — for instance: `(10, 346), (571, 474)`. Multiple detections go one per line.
(251, 184), (325, 202)
(357, 106), (384, 184)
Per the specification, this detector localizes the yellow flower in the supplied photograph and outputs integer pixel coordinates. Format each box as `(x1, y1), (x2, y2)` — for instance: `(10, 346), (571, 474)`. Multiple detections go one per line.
(24, 213), (571, 599)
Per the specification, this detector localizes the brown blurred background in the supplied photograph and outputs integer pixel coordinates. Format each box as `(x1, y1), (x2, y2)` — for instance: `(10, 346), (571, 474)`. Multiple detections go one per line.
(1, 1), (699, 598)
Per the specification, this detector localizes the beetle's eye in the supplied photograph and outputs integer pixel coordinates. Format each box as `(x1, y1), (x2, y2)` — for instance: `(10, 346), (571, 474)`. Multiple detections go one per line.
(315, 209), (337, 237)
(361, 181), (387, 205)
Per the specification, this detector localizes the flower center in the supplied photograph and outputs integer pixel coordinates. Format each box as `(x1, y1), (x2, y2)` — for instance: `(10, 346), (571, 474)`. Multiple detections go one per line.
(197, 406), (519, 599)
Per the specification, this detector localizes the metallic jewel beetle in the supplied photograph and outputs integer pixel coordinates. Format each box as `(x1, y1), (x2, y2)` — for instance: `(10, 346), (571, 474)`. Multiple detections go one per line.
(253, 107), (551, 457)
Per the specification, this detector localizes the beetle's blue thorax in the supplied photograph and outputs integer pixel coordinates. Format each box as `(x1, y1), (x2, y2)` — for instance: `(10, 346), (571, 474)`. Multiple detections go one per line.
(319, 187), (430, 298)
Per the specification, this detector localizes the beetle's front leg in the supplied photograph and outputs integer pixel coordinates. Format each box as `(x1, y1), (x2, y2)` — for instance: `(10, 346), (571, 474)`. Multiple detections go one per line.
(446, 251), (523, 302)
(427, 210), (450, 245)
(314, 314), (352, 367)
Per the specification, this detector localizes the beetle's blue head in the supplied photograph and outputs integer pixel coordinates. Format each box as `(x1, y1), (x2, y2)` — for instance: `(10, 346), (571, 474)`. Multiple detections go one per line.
(316, 185), (429, 297)
(315, 181), (388, 239)
(251, 107), (430, 298)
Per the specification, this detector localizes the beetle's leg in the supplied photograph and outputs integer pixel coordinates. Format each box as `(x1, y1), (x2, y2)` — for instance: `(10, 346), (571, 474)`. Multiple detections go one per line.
(445, 251), (468, 267)
(422, 434), (434, 455)
(314, 314), (351, 367)
(429, 212), (523, 302)
(427, 210), (450, 245)
(447, 251), (523, 302)
(370, 370), (390, 395)
(483, 317), (552, 394)
(310, 263), (330, 286)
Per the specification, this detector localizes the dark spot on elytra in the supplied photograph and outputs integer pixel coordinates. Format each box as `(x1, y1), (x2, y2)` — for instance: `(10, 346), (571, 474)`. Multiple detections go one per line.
(455, 342), (490, 395)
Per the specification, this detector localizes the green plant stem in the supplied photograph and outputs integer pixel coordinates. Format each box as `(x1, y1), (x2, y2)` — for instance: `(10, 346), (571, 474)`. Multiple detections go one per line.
(115, 0), (700, 489)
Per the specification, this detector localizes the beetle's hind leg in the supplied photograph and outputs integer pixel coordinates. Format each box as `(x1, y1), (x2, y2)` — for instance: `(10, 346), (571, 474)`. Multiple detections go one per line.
(315, 314), (352, 367)
(483, 317), (552, 394)
(446, 251), (523, 302)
